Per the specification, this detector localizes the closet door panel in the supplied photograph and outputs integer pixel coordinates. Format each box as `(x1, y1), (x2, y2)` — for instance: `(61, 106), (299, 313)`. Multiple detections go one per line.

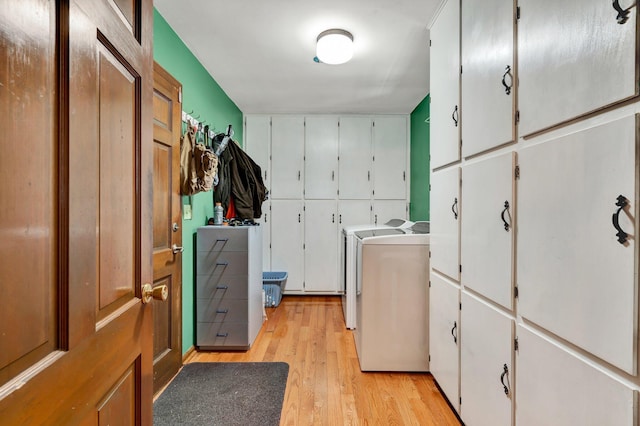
(430, 167), (460, 281)
(271, 116), (304, 199)
(270, 200), (304, 292)
(516, 326), (634, 426)
(430, 0), (460, 169)
(461, 0), (514, 156)
(372, 200), (407, 226)
(255, 200), (270, 270)
(372, 115), (408, 199)
(338, 200), (372, 229)
(304, 200), (338, 292)
(339, 117), (372, 199)
(518, 0), (637, 135)
(460, 292), (513, 426)
(429, 274), (460, 414)
(305, 116), (339, 199)
(244, 115), (271, 189)
(518, 115), (637, 374)
(461, 153), (514, 310)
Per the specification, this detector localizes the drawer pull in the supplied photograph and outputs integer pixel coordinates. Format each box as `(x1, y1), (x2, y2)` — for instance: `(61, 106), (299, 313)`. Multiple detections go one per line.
(216, 309), (229, 314)
(500, 364), (510, 396)
(216, 261), (229, 266)
(216, 285), (229, 290)
(216, 238), (229, 242)
(501, 65), (513, 95)
(501, 200), (511, 231)
(451, 321), (457, 344)
(451, 197), (458, 220)
(612, 195), (630, 245)
(216, 332), (229, 338)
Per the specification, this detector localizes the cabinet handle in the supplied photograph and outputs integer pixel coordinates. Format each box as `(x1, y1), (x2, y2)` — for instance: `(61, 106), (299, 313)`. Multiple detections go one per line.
(339, 214), (342, 224)
(265, 213), (268, 223)
(403, 171), (406, 181)
(501, 65), (513, 95)
(216, 309), (229, 314)
(298, 170), (301, 180)
(216, 285), (229, 290)
(332, 170), (335, 181)
(368, 171), (371, 181)
(451, 321), (457, 343)
(265, 170), (267, 180)
(298, 213), (301, 223)
(452, 105), (458, 127)
(613, 0), (631, 24)
(216, 332), (229, 338)
(500, 364), (510, 396)
(374, 214), (378, 225)
(216, 261), (229, 266)
(501, 200), (511, 231)
(451, 197), (458, 220)
(612, 195), (630, 244)
(332, 213), (335, 223)
(216, 238), (229, 242)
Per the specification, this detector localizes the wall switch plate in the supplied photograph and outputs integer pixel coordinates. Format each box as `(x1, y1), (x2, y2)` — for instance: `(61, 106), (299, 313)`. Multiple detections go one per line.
(183, 204), (192, 220)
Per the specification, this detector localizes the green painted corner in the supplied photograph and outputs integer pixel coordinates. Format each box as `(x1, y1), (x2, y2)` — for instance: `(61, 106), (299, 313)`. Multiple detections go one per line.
(410, 94), (430, 221)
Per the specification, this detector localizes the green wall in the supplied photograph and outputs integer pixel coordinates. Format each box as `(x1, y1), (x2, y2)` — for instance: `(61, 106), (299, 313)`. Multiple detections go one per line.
(153, 9), (243, 354)
(410, 94), (430, 221)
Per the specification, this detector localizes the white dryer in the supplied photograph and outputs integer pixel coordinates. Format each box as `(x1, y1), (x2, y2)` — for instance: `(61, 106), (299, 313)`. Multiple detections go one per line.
(340, 219), (413, 329)
(353, 224), (430, 372)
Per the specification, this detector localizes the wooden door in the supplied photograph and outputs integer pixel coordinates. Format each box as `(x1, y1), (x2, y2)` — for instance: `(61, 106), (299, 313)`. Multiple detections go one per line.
(305, 116), (339, 199)
(372, 115), (408, 200)
(0, 0), (155, 423)
(304, 200), (338, 292)
(270, 116), (304, 199)
(338, 116), (372, 199)
(429, 0), (460, 169)
(152, 63), (183, 395)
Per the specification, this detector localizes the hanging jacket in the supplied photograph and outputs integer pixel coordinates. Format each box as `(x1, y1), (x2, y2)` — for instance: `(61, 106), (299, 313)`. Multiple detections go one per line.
(226, 139), (267, 219)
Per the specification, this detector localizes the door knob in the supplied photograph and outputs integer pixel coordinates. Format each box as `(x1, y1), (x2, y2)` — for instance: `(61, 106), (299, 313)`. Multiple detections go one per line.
(141, 283), (168, 304)
(172, 244), (184, 254)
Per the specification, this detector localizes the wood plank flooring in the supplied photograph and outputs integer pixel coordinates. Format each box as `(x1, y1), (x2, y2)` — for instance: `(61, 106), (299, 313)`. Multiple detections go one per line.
(186, 295), (461, 425)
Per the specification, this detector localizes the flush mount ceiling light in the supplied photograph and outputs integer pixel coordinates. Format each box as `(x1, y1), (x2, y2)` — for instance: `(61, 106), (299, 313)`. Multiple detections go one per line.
(316, 29), (354, 65)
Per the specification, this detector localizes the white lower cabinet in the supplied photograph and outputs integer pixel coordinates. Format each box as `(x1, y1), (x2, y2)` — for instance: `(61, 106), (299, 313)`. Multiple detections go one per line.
(270, 200), (304, 292)
(430, 166), (460, 281)
(371, 200), (407, 225)
(304, 200), (338, 292)
(460, 292), (513, 426)
(256, 200), (270, 270)
(516, 326), (634, 426)
(429, 273), (460, 414)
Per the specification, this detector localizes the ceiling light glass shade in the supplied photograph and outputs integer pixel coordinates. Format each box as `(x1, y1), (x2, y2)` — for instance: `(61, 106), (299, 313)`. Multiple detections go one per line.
(316, 29), (354, 65)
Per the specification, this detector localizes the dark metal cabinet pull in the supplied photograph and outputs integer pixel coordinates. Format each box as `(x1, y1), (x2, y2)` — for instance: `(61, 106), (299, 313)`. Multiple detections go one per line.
(612, 195), (630, 244)
(613, 0), (631, 24)
(216, 261), (229, 266)
(216, 309), (229, 314)
(451, 197), (458, 220)
(216, 238), (229, 242)
(332, 214), (335, 223)
(452, 105), (459, 127)
(500, 364), (510, 396)
(216, 285), (229, 290)
(501, 201), (511, 231)
(502, 65), (513, 95)
(451, 321), (457, 343)
(216, 332), (229, 338)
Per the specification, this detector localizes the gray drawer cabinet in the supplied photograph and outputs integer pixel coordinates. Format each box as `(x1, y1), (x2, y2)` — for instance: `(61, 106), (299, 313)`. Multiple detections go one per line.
(196, 226), (263, 350)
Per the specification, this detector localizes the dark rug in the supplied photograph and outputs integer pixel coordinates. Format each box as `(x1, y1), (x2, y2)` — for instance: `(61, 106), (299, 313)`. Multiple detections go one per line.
(153, 362), (289, 426)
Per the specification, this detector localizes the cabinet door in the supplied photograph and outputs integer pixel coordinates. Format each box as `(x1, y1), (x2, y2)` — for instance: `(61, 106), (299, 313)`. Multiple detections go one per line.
(461, 153), (515, 310)
(518, 115), (637, 374)
(271, 116), (304, 199)
(430, 167), (460, 281)
(460, 293), (513, 426)
(372, 115), (408, 199)
(271, 200), (304, 292)
(461, 0), (514, 156)
(429, 274), (460, 414)
(305, 116), (339, 199)
(304, 200), (339, 292)
(339, 116), (371, 199)
(518, 0), (637, 135)
(372, 200), (407, 225)
(516, 326), (634, 426)
(244, 115), (271, 189)
(430, 0), (460, 169)
(255, 200), (270, 270)
(338, 200), (372, 229)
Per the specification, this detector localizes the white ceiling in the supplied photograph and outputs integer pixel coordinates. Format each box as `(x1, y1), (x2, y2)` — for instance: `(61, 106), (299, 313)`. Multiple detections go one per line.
(154, 0), (443, 115)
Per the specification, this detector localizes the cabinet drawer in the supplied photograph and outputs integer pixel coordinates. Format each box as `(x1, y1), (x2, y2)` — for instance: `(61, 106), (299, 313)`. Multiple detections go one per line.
(196, 321), (249, 349)
(196, 251), (248, 276)
(197, 227), (248, 252)
(196, 298), (248, 323)
(196, 274), (248, 299)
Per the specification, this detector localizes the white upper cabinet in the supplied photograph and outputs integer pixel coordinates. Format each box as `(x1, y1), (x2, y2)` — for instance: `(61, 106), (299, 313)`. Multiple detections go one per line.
(372, 116), (408, 199)
(518, 0), (638, 136)
(461, 153), (515, 310)
(270, 200), (304, 292)
(460, 292), (513, 426)
(518, 115), (637, 374)
(429, 274), (460, 414)
(430, 0), (461, 169)
(304, 200), (339, 292)
(244, 115), (271, 190)
(271, 116), (304, 199)
(461, 0), (514, 157)
(305, 116), (339, 200)
(516, 326), (634, 426)
(339, 116), (372, 199)
(430, 167), (461, 281)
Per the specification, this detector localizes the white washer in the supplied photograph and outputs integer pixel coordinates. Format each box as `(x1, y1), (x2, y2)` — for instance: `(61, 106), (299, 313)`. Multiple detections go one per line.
(353, 226), (430, 372)
(340, 219), (413, 329)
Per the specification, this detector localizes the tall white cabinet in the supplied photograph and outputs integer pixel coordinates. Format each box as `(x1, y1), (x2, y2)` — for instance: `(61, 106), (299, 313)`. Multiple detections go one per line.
(429, 0), (639, 424)
(245, 114), (410, 295)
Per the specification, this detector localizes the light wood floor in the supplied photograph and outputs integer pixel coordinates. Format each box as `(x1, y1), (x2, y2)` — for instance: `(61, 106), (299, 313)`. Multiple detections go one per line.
(187, 295), (461, 425)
